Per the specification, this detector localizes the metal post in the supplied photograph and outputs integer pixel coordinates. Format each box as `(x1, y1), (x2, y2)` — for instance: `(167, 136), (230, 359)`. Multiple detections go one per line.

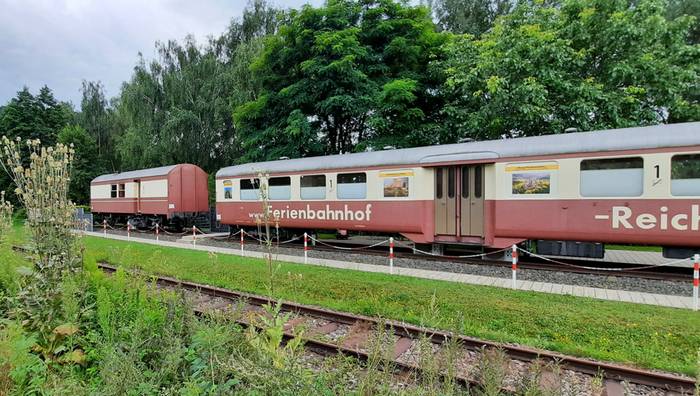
(103, 219), (107, 236)
(389, 237), (395, 274)
(304, 232), (309, 264)
(192, 225), (197, 246)
(155, 223), (159, 242)
(240, 229), (244, 254)
(127, 223), (131, 240)
(511, 244), (518, 289)
(693, 254), (699, 311)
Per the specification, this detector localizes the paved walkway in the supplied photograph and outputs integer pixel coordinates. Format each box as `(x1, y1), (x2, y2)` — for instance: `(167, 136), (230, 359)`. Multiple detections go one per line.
(81, 231), (697, 310)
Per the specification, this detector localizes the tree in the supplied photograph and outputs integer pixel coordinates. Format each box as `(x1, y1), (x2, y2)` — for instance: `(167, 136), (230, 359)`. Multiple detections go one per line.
(0, 86), (72, 144)
(427, 0), (514, 35)
(58, 125), (99, 205)
(234, 0), (449, 162)
(0, 86), (73, 205)
(667, 0), (699, 44)
(116, 37), (239, 173)
(441, 0), (700, 140)
(78, 81), (120, 170)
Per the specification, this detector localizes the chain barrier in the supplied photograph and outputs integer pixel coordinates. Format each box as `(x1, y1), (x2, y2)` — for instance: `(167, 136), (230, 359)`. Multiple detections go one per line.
(91, 220), (698, 307)
(240, 230), (299, 245)
(308, 235), (389, 251)
(519, 247), (692, 272)
(395, 239), (512, 259)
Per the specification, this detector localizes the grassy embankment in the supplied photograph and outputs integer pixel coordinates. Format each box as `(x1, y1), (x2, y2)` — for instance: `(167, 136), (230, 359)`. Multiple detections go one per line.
(8, 227), (700, 376)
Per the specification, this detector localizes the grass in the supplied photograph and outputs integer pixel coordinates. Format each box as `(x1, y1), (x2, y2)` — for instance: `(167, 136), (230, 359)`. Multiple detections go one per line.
(6, 227), (700, 376)
(605, 244), (663, 253)
(71, 235), (700, 376)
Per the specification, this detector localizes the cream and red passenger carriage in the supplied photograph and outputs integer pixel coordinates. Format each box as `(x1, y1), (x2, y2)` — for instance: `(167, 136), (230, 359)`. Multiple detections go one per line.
(216, 122), (700, 258)
(91, 164), (209, 229)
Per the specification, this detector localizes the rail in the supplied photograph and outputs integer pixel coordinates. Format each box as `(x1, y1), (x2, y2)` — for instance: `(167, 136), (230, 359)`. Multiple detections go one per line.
(97, 262), (696, 394)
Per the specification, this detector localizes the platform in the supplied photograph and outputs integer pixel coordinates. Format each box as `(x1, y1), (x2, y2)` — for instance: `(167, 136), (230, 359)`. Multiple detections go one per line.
(79, 231), (697, 310)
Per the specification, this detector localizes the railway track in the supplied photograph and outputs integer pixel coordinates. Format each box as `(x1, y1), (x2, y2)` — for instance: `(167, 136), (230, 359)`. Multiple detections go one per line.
(98, 262), (695, 394)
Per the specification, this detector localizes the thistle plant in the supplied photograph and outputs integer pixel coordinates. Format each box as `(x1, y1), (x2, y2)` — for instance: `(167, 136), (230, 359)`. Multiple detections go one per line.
(0, 191), (12, 244)
(255, 172), (281, 295)
(0, 136), (77, 265)
(0, 136), (80, 336)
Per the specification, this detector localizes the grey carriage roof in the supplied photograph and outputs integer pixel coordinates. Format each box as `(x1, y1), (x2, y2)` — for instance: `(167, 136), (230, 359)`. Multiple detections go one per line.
(92, 165), (178, 183)
(216, 122), (700, 178)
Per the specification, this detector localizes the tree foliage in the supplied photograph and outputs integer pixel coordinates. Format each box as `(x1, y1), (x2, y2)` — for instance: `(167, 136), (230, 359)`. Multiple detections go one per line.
(58, 125), (99, 204)
(234, 0), (449, 161)
(441, 0), (700, 140)
(77, 81), (121, 172)
(0, 0), (698, 193)
(428, 0), (515, 35)
(0, 87), (73, 204)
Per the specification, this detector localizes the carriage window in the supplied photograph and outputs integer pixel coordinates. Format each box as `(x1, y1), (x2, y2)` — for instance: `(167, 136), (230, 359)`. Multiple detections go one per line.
(580, 157), (643, 197)
(110, 184), (117, 198)
(240, 178), (260, 200)
(223, 180), (233, 199)
(461, 167), (469, 198)
(301, 175), (326, 199)
(672, 154), (700, 196)
(268, 177), (291, 200)
(337, 173), (366, 199)
(118, 184), (126, 198)
(436, 169), (443, 199)
(474, 165), (483, 198)
(383, 177), (409, 198)
(447, 168), (455, 198)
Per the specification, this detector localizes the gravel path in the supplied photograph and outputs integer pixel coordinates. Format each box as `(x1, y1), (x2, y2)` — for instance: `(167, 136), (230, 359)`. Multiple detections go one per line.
(93, 229), (692, 297)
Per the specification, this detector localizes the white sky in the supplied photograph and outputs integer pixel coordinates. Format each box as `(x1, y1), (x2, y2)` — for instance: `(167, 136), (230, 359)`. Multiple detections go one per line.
(0, 0), (322, 108)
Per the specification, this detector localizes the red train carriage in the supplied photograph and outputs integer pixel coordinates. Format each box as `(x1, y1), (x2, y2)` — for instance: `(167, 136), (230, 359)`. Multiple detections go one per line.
(215, 122), (700, 258)
(91, 164), (209, 229)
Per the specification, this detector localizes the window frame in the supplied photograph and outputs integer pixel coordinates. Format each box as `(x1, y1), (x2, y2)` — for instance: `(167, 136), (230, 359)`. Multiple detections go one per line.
(240, 178), (261, 201)
(579, 156), (644, 197)
(671, 153), (700, 197)
(223, 180), (233, 200)
(447, 167), (455, 198)
(474, 165), (483, 198)
(118, 183), (126, 198)
(337, 172), (367, 199)
(110, 184), (117, 198)
(268, 176), (291, 200)
(300, 174), (327, 200)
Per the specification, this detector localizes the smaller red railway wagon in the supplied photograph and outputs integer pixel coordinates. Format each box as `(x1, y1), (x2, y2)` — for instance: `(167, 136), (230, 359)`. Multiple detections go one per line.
(90, 164), (209, 229)
(215, 122), (700, 259)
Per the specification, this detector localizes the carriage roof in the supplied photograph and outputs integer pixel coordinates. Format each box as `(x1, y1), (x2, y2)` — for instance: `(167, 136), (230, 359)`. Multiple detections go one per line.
(92, 165), (178, 183)
(217, 122), (700, 178)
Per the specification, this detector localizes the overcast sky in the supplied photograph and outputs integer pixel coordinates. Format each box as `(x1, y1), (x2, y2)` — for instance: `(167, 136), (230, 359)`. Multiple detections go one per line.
(0, 0), (322, 108)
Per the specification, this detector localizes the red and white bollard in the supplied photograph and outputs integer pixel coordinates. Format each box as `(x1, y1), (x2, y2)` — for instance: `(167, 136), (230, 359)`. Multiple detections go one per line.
(389, 237), (395, 274)
(240, 229), (245, 254)
(192, 226), (197, 246)
(693, 254), (699, 311)
(155, 223), (160, 241)
(127, 223), (131, 241)
(511, 244), (518, 289)
(103, 219), (107, 236)
(304, 232), (309, 264)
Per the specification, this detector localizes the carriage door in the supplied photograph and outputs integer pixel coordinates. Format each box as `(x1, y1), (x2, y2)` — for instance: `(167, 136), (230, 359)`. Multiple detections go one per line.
(135, 179), (141, 214)
(435, 167), (457, 235)
(460, 165), (484, 237)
